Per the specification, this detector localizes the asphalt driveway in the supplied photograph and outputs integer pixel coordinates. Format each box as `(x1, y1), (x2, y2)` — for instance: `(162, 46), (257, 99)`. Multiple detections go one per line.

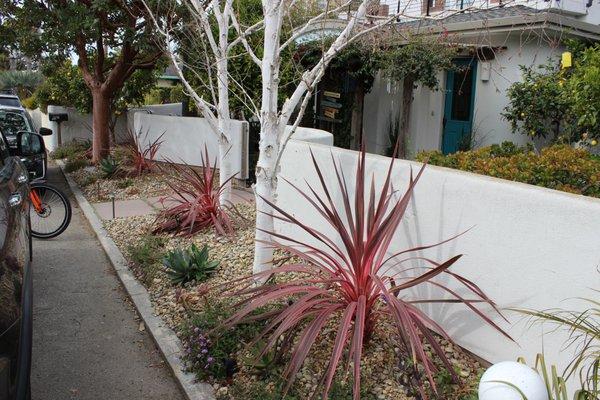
(31, 165), (185, 400)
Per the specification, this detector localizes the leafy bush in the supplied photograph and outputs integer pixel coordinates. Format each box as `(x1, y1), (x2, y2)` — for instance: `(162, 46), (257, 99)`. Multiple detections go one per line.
(0, 70), (44, 98)
(162, 244), (219, 285)
(21, 96), (38, 110)
(116, 177), (134, 189)
(503, 43), (600, 143)
(182, 300), (266, 381)
(124, 129), (164, 175)
(417, 142), (600, 198)
(127, 234), (167, 285)
(221, 150), (507, 399)
(99, 156), (120, 179)
(154, 147), (235, 236)
(64, 158), (88, 172)
(50, 140), (91, 160)
(503, 63), (572, 141)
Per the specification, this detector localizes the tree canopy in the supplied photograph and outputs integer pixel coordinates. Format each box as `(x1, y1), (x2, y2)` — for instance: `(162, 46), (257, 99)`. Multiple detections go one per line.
(1, 0), (168, 160)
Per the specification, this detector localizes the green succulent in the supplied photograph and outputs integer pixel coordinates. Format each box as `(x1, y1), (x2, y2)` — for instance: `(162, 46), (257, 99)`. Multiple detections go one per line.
(162, 244), (219, 285)
(99, 156), (120, 178)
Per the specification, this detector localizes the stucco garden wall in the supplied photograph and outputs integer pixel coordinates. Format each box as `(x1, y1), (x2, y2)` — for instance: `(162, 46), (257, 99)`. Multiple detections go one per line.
(134, 113), (250, 179)
(276, 139), (600, 392)
(29, 103), (184, 152)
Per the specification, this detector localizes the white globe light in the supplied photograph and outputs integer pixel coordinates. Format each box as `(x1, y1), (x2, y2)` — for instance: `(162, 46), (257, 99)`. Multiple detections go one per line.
(479, 361), (548, 400)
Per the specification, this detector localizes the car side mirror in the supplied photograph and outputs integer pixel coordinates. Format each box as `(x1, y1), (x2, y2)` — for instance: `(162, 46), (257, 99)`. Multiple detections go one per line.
(39, 127), (53, 136)
(17, 132), (45, 156)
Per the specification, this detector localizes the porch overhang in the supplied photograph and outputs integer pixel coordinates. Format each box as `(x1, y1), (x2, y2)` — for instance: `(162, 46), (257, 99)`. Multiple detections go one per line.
(397, 7), (600, 41)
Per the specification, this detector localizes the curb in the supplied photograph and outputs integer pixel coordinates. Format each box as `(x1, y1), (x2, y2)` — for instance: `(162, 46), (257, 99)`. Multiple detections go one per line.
(56, 160), (215, 400)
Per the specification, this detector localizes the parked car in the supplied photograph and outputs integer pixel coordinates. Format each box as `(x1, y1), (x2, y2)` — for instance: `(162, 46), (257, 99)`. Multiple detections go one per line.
(0, 109), (38, 148)
(0, 110), (51, 179)
(0, 128), (34, 400)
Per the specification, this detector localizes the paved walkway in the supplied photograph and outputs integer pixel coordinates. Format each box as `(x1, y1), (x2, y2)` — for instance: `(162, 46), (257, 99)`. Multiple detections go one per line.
(32, 165), (185, 400)
(92, 187), (254, 220)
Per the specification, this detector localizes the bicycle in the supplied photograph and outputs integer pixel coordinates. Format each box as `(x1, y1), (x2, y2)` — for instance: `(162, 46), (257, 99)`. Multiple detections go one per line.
(29, 179), (72, 239)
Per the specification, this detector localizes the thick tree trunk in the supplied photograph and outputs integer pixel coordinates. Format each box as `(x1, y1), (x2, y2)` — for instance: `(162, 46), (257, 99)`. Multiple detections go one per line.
(398, 76), (415, 159)
(91, 89), (112, 163)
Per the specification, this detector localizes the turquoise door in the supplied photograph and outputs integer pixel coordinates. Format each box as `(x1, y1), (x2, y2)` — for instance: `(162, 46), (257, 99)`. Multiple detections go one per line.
(442, 59), (477, 154)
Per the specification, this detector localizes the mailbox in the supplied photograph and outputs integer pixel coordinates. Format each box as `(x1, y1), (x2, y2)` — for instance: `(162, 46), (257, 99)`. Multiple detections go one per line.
(48, 113), (69, 123)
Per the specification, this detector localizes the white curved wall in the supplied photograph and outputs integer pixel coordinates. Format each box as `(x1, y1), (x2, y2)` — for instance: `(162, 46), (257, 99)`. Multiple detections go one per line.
(134, 113), (249, 179)
(277, 140), (600, 395)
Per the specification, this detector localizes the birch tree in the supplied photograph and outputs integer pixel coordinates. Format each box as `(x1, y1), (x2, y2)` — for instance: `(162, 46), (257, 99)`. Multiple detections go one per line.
(143, 0), (263, 205)
(251, 0), (402, 275)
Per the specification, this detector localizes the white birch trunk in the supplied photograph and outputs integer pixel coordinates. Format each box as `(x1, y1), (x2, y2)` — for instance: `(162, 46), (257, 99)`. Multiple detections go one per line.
(216, 8), (233, 205)
(252, 0), (282, 275)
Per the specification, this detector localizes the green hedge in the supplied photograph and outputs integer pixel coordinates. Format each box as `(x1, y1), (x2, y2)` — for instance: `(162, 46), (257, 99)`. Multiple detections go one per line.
(417, 142), (600, 198)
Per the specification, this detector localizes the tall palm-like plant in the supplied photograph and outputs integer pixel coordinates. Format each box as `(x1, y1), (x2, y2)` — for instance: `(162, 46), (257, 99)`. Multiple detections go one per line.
(154, 146), (235, 236)
(222, 149), (510, 399)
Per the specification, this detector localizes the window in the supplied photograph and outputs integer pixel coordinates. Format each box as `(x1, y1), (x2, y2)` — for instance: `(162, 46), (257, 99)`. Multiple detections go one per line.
(0, 97), (21, 107)
(422, 0), (445, 14)
(451, 66), (474, 121)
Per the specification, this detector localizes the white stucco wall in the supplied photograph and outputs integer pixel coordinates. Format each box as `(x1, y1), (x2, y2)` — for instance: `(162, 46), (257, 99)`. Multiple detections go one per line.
(133, 113), (249, 179)
(285, 126), (334, 146)
(362, 72), (402, 155)
(277, 140), (600, 393)
(32, 103), (184, 152)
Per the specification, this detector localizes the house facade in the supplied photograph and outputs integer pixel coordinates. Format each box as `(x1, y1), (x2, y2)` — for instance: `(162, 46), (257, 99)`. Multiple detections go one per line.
(360, 0), (600, 156)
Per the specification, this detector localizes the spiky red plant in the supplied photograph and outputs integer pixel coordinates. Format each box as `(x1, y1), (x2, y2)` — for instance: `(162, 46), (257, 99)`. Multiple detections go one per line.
(154, 147), (235, 236)
(222, 149), (510, 400)
(124, 129), (164, 175)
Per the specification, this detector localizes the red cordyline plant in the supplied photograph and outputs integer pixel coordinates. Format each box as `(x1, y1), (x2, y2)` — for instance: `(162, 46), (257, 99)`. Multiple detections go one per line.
(221, 149), (511, 400)
(154, 146), (235, 236)
(125, 128), (164, 175)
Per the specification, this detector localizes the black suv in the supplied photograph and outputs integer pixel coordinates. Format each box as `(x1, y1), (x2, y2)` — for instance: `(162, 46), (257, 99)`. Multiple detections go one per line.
(0, 123), (49, 400)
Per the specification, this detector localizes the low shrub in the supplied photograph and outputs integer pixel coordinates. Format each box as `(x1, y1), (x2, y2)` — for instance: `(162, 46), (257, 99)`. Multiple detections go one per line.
(127, 234), (167, 285)
(182, 300), (266, 381)
(21, 96), (38, 110)
(50, 140), (91, 160)
(64, 158), (88, 172)
(79, 173), (99, 187)
(417, 142), (600, 198)
(162, 244), (219, 285)
(116, 177), (134, 189)
(99, 156), (120, 179)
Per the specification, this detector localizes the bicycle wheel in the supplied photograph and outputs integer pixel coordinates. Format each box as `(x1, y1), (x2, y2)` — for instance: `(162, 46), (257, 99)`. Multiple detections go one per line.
(29, 183), (72, 239)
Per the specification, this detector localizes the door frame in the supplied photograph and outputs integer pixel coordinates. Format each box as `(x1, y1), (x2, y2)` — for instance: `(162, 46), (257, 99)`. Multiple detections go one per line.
(441, 57), (478, 154)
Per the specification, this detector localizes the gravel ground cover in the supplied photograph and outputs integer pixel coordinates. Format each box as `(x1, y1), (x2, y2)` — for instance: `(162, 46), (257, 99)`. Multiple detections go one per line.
(103, 204), (482, 400)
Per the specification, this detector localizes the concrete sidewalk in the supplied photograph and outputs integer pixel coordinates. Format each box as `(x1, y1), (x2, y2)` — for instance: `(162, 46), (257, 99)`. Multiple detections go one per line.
(92, 188), (254, 220)
(32, 165), (185, 400)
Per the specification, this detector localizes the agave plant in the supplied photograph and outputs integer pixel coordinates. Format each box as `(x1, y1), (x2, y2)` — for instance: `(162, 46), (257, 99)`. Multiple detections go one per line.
(124, 128), (164, 175)
(99, 156), (120, 179)
(163, 244), (219, 285)
(221, 149), (510, 400)
(154, 146), (235, 236)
